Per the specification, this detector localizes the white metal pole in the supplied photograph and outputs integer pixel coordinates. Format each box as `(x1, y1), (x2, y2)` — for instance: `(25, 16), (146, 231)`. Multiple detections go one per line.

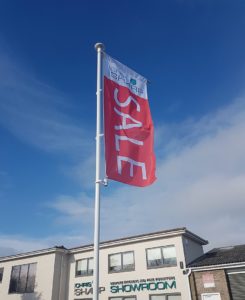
(93, 42), (104, 300)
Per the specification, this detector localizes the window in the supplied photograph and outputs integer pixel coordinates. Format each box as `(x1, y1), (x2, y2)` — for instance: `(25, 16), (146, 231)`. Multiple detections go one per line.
(76, 258), (93, 276)
(150, 294), (181, 300)
(109, 297), (136, 300)
(109, 251), (134, 272)
(0, 267), (3, 283)
(146, 245), (177, 268)
(9, 263), (37, 294)
(201, 294), (221, 300)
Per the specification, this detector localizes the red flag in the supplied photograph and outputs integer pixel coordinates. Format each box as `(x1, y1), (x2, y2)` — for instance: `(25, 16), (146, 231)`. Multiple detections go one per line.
(103, 54), (156, 187)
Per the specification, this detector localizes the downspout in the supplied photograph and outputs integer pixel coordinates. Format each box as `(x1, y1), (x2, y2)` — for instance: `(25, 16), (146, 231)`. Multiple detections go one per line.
(181, 235), (192, 300)
(183, 268), (192, 300)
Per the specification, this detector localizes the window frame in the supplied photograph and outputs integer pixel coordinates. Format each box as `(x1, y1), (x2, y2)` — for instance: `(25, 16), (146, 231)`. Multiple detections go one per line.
(75, 299), (92, 300)
(146, 245), (177, 269)
(109, 296), (137, 300)
(75, 257), (94, 277)
(201, 293), (221, 300)
(149, 293), (181, 300)
(8, 263), (37, 294)
(108, 251), (135, 273)
(0, 267), (3, 283)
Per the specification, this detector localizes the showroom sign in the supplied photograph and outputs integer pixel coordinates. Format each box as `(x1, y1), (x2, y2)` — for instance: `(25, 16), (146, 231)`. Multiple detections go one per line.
(110, 277), (176, 294)
(74, 277), (176, 296)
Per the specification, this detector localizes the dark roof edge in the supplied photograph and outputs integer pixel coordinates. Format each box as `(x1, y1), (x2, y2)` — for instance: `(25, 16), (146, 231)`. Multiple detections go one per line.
(0, 246), (68, 263)
(0, 227), (207, 260)
(70, 227), (208, 252)
(70, 227), (187, 251)
(184, 229), (208, 246)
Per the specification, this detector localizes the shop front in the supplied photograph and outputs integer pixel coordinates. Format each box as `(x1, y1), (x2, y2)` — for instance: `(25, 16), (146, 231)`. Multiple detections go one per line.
(0, 227), (208, 300)
(68, 227), (207, 300)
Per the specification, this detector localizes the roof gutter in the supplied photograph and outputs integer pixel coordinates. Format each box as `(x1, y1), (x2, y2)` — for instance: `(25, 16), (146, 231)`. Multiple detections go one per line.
(190, 262), (245, 272)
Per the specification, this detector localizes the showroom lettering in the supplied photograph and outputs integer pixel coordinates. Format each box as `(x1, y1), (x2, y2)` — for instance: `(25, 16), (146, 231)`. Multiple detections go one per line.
(74, 282), (105, 296)
(111, 280), (176, 293)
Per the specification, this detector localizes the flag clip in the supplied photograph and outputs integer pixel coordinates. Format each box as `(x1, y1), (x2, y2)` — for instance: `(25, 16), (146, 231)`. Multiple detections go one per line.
(95, 178), (108, 187)
(96, 89), (103, 95)
(95, 133), (104, 140)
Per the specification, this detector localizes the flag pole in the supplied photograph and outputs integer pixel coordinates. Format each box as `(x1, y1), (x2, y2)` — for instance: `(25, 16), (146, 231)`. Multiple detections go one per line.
(93, 42), (105, 300)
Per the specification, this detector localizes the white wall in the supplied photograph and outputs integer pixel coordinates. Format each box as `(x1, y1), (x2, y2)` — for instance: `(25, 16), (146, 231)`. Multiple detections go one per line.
(0, 253), (56, 300)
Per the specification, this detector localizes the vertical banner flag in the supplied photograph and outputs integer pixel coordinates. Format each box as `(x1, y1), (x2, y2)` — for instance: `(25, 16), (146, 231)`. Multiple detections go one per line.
(103, 54), (156, 187)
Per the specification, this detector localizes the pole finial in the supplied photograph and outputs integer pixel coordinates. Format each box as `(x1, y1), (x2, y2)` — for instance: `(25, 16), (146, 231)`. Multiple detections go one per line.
(95, 43), (105, 52)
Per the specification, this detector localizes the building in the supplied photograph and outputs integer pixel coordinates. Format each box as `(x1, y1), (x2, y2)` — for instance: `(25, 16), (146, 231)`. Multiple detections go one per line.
(0, 227), (207, 300)
(188, 244), (245, 300)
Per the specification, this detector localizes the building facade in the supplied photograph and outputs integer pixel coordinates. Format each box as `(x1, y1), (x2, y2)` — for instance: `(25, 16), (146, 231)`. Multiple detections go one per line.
(0, 227), (207, 300)
(188, 245), (245, 300)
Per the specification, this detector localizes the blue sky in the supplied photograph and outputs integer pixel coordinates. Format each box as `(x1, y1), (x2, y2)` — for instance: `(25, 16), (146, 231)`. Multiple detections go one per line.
(0, 0), (245, 256)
